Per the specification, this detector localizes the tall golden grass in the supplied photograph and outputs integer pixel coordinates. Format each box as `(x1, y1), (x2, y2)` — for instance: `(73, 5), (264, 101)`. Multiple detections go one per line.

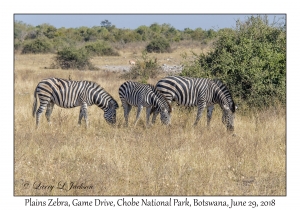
(14, 52), (286, 196)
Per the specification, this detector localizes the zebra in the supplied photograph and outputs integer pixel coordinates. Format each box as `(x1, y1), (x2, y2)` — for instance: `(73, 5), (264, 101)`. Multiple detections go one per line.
(118, 81), (172, 127)
(151, 76), (237, 131)
(32, 78), (119, 128)
(211, 79), (237, 127)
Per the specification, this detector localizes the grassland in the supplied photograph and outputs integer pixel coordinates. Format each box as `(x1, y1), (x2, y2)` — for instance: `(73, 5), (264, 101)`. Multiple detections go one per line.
(14, 46), (286, 196)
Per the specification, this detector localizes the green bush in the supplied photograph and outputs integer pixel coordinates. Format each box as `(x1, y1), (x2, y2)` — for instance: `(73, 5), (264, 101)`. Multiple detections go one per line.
(14, 40), (23, 52)
(21, 38), (53, 54)
(122, 51), (160, 82)
(181, 16), (286, 109)
(84, 41), (119, 56)
(54, 47), (96, 70)
(146, 38), (171, 53)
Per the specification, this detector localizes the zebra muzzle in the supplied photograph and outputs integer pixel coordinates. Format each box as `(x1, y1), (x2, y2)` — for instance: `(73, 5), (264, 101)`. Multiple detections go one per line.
(227, 125), (234, 131)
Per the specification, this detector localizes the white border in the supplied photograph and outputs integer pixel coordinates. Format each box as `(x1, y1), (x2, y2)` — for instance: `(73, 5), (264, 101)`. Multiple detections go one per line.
(3, 0), (297, 209)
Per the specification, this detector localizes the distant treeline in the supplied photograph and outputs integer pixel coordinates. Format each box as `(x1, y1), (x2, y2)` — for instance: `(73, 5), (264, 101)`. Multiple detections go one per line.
(14, 20), (219, 54)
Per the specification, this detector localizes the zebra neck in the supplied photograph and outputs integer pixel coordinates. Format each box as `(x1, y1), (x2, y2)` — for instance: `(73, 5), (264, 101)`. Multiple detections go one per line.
(151, 94), (167, 112)
(147, 92), (159, 108)
(213, 88), (228, 107)
(93, 90), (110, 110)
(98, 99), (110, 110)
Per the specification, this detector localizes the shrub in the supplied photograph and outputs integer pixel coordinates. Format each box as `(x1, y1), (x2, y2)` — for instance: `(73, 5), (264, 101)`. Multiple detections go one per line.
(14, 40), (22, 52)
(181, 16), (286, 109)
(146, 38), (171, 53)
(84, 41), (119, 56)
(21, 38), (53, 54)
(122, 51), (160, 82)
(53, 47), (96, 70)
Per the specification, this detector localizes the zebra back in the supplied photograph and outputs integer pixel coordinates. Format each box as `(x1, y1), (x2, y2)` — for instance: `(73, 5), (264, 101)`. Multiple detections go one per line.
(35, 78), (118, 110)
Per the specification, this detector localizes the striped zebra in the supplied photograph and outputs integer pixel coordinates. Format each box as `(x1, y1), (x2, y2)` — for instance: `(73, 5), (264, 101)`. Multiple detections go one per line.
(32, 78), (119, 128)
(211, 79), (237, 127)
(118, 81), (172, 127)
(152, 76), (237, 131)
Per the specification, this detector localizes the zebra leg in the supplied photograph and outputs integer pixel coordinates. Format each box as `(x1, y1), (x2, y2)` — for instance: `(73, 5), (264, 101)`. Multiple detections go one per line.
(134, 105), (143, 126)
(35, 101), (49, 128)
(79, 103), (88, 127)
(45, 101), (54, 125)
(151, 110), (159, 124)
(122, 102), (132, 127)
(207, 105), (214, 127)
(78, 106), (84, 125)
(146, 107), (152, 126)
(194, 104), (206, 126)
(83, 103), (88, 127)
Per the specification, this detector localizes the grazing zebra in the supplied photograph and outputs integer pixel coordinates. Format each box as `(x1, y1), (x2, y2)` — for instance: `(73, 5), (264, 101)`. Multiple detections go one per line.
(118, 81), (171, 127)
(152, 76), (237, 131)
(129, 60), (136, 65)
(32, 78), (119, 128)
(211, 79), (237, 127)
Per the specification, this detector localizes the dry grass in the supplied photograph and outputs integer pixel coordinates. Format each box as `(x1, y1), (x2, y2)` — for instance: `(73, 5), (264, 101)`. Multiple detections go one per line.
(14, 51), (286, 196)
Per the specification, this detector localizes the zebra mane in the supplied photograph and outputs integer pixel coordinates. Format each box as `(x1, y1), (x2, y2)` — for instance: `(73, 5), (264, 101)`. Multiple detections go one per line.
(109, 97), (119, 108)
(147, 84), (156, 89)
(212, 79), (236, 113)
(68, 79), (118, 109)
(98, 85), (119, 109)
(161, 92), (172, 113)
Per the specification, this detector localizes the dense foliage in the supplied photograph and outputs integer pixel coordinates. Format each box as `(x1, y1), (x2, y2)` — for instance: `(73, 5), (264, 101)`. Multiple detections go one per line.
(53, 47), (96, 70)
(146, 38), (171, 53)
(84, 41), (119, 56)
(14, 21), (217, 53)
(181, 16), (286, 109)
(21, 38), (53, 54)
(122, 51), (161, 83)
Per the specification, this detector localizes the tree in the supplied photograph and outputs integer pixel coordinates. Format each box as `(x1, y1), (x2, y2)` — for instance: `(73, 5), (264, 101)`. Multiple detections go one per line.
(101, 20), (112, 28)
(146, 38), (171, 53)
(181, 15), (286, 109)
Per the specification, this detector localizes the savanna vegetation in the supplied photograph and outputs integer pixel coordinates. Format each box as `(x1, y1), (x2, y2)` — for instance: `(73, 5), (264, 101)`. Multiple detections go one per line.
(181, 16), (286, 110)
(14, 15), (286, 196)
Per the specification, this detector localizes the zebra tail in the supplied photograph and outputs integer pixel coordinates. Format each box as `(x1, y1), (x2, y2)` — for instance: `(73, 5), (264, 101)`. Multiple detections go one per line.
(32, 88), (37, 117)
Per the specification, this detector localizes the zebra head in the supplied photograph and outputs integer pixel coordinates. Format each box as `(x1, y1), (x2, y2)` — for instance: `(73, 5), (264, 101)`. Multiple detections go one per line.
(104, 100), (119, 124)
(160, 107), (171, 125)
(222, 102), (237, 131)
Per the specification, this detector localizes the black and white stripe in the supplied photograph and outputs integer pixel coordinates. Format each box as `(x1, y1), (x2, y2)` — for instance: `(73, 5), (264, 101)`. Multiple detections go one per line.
(152, 76), (237, 131)
(32, 78), (119, 128)
(118, 81), (171, 126)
